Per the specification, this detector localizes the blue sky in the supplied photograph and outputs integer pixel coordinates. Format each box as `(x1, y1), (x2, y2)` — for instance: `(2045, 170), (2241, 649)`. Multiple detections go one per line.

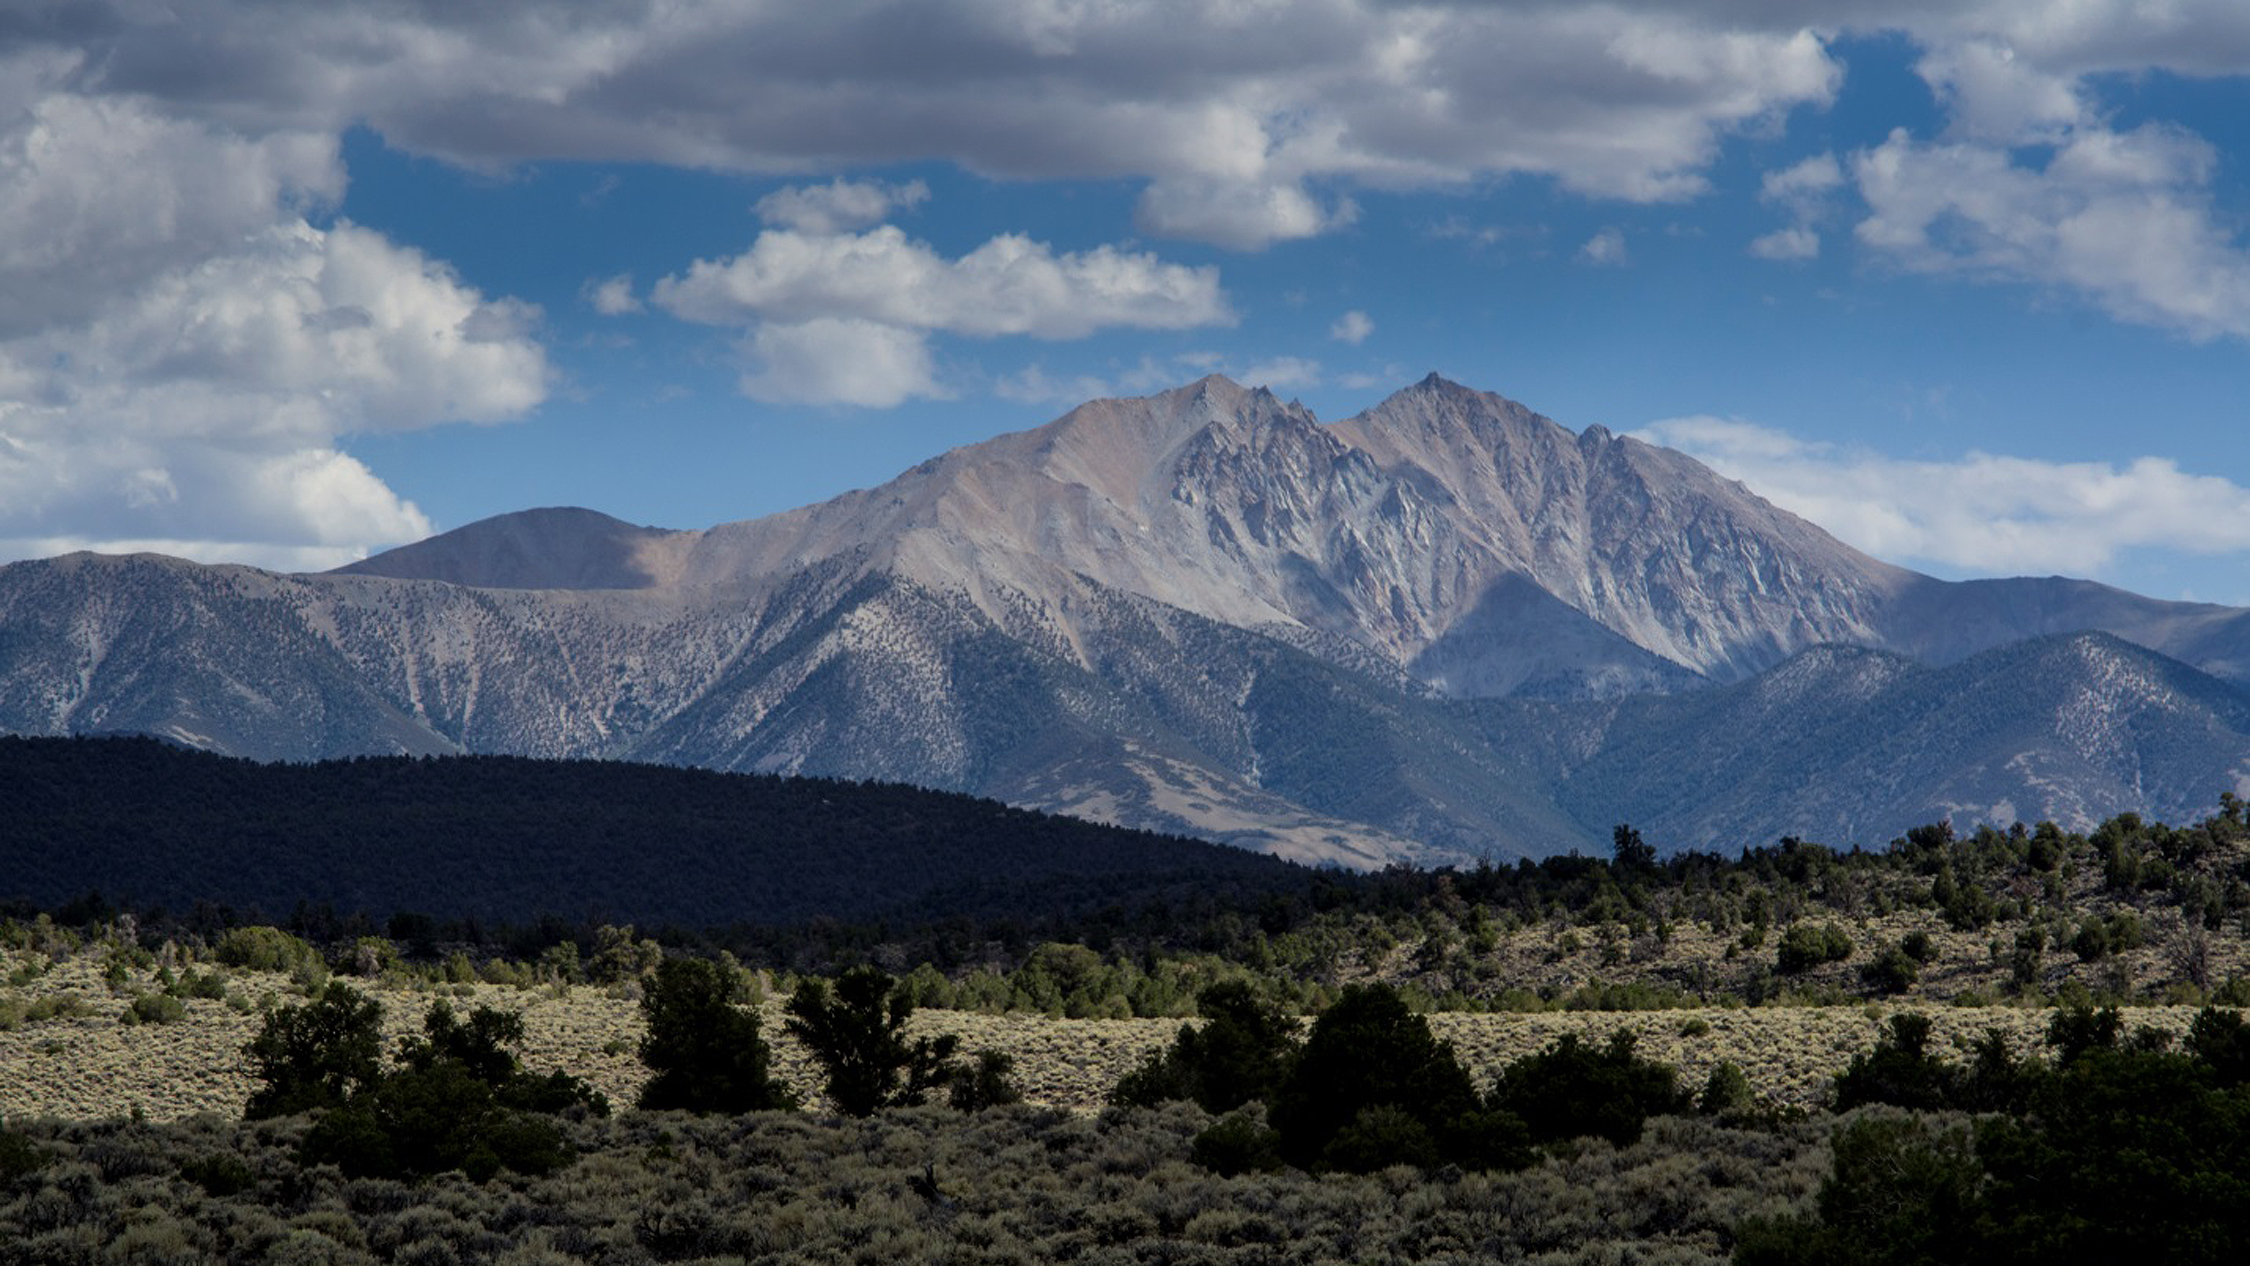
(6, 4), (2250, 605)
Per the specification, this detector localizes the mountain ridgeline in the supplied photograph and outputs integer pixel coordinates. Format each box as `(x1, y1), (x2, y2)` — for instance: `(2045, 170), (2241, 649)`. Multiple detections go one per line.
(2, 374), (2247, 865)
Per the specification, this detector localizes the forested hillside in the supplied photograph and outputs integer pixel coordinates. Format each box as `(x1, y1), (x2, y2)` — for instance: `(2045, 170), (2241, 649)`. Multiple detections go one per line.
(0, 737), (1303, 927)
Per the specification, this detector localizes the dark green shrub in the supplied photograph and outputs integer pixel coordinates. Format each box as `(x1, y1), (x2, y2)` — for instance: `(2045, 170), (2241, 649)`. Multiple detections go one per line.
(298, 1001), (589, 1183)
(2108, 912), (2145, 951)
(401, 1000), (606, 1115)
(1824, 1114), (1984, 1260)
(1323, 1103), (1439, 1173)
(1833, 1014), (1954, 1112)
(1489, 1029), (1687, 1149)
(1698, 1061), (1755, 1119)
(1932, 867), (1997, 930)
(588, 924), (663, 984)
(1110, 980), (1298, 1113)
(1901, 930), (1937, 963)
(1437, 1105), (1536, 1172)
(214, 926), (319, 973)
(949, 1050), (1023, 1112)
(302, 1060), (571, 1182)
(638, 958), (795, 1113)
(1977, 1040), (2250, 1263)
(177, 1151), (255, 1197)
(121, 993), (187, 1025)
(784, 965), (958, 1117)
(0, 1124), (46, 1182)
(193, 970), (229, 1000)
(1776, 922), (1853, 974)
(1267, 983), (1479, 1171)
(242, 981), (384, 1119)
(2070, 916), (2111, 961)
(504, 1067), (612, 1117)
(1742, 1010), (2250, 1266)
(1954, 1027), (2040, 1114)
(1737, 1114), (1986, 1266)
(2044, 1003), (2122, 1067)
(2184, 1005), (2250, 1086)
(399, 1001), (521, 1086)
(1861, 946), (1920, 995)
(22, 994), (89, 1023)
(1191, 1108), (1284, 1176)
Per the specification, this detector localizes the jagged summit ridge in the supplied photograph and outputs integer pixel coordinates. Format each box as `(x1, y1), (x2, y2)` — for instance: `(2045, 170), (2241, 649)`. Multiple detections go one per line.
(557, 371), (1915, 696)
(5, 374), (2250, 865)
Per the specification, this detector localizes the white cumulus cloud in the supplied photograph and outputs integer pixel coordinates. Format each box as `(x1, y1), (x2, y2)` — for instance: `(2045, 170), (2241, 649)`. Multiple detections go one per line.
(653, 219), (1232, 407)
(1763, 152), (1845, 205)
(32, 2), (1848, 249)
(585, 273), (642, 315)
(0, 65), (557, 569)
(738, 319), (945, 408)
(1799, 11), (2250, 342)
(0, 86), (343, 338)
(1579, 227), (1629, 266)
(1750, 152), (1841, 262)
(1635, 414), (2250, 578)
(0, 214), (547, 562)
(754, 178), (930, 234)
(1748, 227), (1820, 261)
(1134, 176), (1355, 251)
(1237, 357), (1323, 391)
(654, 226), (1230, 338)
(1852, 122), (2250, 340)
(1330, 310), (1374, 344)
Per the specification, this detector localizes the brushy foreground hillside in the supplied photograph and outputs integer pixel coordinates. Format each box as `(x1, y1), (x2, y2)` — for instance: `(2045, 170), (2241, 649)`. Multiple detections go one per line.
(7, 759), (2250, 1261)
(0, 1099), (1836, 1266)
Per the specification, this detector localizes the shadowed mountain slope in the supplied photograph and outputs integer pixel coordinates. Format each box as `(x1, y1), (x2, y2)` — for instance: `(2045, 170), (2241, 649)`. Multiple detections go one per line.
(1477, 631), (2250, 849)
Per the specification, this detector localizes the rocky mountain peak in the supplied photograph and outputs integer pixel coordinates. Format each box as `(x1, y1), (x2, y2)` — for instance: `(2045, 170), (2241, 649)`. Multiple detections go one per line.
(6, 374), (2250, 867)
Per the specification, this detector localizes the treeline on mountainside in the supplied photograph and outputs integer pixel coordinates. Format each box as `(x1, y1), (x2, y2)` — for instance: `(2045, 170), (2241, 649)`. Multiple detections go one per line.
(0, 736), (1302, 927)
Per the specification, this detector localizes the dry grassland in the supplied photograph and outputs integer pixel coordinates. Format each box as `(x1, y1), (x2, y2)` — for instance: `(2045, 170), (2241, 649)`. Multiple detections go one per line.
(0, 950), (2208, 1123)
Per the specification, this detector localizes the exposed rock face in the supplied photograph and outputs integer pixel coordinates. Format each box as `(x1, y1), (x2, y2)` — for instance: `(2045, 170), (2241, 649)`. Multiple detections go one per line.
(3, 375), (2247, 863)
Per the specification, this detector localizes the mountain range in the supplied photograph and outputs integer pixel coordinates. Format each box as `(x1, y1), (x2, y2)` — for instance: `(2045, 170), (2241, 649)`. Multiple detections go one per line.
(4, 374), (2247, 866)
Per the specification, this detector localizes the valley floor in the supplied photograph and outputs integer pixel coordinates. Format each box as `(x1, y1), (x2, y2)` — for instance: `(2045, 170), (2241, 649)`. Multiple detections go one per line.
(0, 954), (2213, 1123)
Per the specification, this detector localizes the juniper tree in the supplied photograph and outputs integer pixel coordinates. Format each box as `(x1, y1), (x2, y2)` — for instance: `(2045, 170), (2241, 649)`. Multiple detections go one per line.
(785, 966), (957, 1117)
